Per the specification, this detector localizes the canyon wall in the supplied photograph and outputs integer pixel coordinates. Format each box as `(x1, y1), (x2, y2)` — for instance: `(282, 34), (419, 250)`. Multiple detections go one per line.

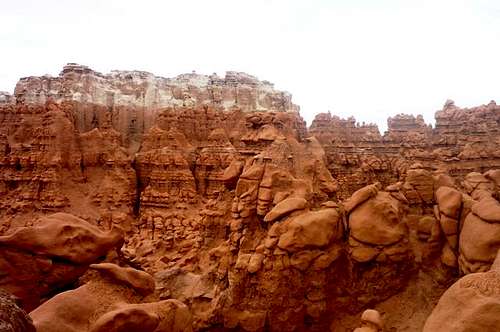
(1, 64), (499, 331)
(310, 100), (500, 198)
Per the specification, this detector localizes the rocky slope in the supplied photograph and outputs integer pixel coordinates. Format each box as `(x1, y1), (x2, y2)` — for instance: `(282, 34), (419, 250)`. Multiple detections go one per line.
(0, 64), (499, 331)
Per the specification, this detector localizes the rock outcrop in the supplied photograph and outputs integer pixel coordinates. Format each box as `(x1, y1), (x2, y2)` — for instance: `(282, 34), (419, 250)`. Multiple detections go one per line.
(424, 250), (500, 332)
(30, 263), (192, 332)
(310, 101), (500, 199)
(0, 213), (124, 310)
(16, 64), (298, 114)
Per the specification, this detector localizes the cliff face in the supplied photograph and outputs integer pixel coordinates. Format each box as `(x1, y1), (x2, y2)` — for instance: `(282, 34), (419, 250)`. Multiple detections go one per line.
(13, 63), (298, 152)
(15, 64), (298, 112)
(310, 101), (500, 198)
(1, 64), (500, 332)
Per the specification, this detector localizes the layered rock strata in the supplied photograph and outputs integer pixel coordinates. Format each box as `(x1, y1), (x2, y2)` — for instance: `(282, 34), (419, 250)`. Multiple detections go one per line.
(310, 100), (500, 198)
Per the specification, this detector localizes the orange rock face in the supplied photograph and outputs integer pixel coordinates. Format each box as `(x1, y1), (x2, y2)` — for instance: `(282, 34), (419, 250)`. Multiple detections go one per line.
(0, 64), (500, 331)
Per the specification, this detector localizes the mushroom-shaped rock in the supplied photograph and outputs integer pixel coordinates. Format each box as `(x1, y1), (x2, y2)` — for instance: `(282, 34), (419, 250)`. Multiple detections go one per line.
(277, 209), (342, 252)
(424, 250), (500, 331)
(264, 197), (307, 222)
(0, 213), (124, 264)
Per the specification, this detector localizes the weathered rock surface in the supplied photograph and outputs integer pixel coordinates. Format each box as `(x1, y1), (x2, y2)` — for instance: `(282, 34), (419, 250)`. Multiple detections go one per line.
(459, 194), (500, 274)
(16, 64), (298, 113)
(0, 290), (35, 332)
(310, 100), (500, 199)
(30, 263), (192, 332)
(0, 213), (124, 310)
(424, 250), (500, 332)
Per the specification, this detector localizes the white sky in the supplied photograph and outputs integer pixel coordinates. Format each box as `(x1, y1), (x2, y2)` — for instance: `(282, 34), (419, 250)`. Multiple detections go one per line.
(1, 0), (499, 131)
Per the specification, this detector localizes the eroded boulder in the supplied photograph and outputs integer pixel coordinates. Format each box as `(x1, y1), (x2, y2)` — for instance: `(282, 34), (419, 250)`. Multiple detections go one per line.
(30, 263), (192, 332)
(349, 191), (406, 246)
(459, 195), (500, 274)
(0, 213), (124, 264)
(277, 208), (342, 252)
(0, 213), (124, 310)
(424, 250), (500, 331)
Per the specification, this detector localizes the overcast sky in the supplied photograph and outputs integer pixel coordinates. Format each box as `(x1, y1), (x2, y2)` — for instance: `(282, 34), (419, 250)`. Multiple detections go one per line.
(1, 0), (499, 130)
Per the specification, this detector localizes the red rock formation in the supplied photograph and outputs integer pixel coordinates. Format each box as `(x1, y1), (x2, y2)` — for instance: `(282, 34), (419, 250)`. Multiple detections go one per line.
(15, 64), (298, 114)
(30, 263), (192, 332)
(0, 213), (123, 310)
(424, 250), (500, 332)
(310, 100), (500, 199)
(0, 64), (499, 331)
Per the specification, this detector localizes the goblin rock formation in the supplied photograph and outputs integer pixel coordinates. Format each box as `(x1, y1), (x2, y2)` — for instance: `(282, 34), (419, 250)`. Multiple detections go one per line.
(0, 213), (124, 311)
(0, 64), (499, 331)
(30, 263), (192, 332)
(424, 250), (500, 332)
(310, 100), (500, 198)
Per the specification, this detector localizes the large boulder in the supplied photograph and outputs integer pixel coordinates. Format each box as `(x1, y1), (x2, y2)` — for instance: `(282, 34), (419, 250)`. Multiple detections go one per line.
(424, 250), (500, 331)
(89, 300), (191, 332)
(435, 186), (462, 219)
(0, 213), (124, 310)
(349, 191), (406, 246)
(277, 208), (342, 252)
(0, 213), (124, 264)
(353, 309), (384, 332)
(343, 183), (380, 214)
(471, 195), (500, 223)
(264, 197), (308, 222)
(30, 263), (192, 332)
(405, 167), (434, 204)
(459, 195), (500, 274)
